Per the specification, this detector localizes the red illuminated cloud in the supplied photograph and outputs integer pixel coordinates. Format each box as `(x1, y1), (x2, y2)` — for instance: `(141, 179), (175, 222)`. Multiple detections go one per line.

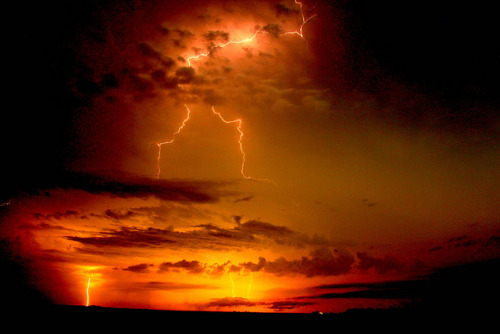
(122, 263), (154, 273)
(239, 247), (354, 277)
(202, 297), (315, 311)
(63, 217), (332, 254)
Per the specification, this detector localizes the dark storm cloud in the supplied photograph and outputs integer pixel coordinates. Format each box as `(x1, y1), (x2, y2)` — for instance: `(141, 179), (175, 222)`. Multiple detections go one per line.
(195, 223), (255, 242)
(203, 297), (314, 311)
(233, 195), (254, 203)
(240, 257), (266, 272)
(425, 232), (500, 257)
(104, 209), (140, 221)
(11, 171), (224, 203)
(207, 261), (232, 276)
(158, 260), (206, 274)
(31, 210), (81, 221)
(236, 219), (294, 239)
(304, 258), (500, 318)
(275, 2), (298, 16)
(128, 259), (236, 276)
(203, 30), (230, 43)
(92, 204), (209, 223)
(131, 281), (215, 291)
(267, 300), (315, 310)
(17, 222), (71, 232)
(306, 280), (425, 300)
(361, 199), (375, 208)
(65, 223), (254, 252)
(66, 226), (177, 249)
(356, 252), (403, 274)
(239, 247), (355, 277)
(172, 28), (196, 50)
(206, 297), (264, 308)
(64, 217), (335, 253)
(174, 28), (195, 39)
(194, 217), (326, 248)
(423, 229), (500, 254)
(174, 67), (196, 84)
(201, 89), (226, 105)
(136, 42), (176, 70)
(261, 23), (282, 38)
(123, 263), (154, 273)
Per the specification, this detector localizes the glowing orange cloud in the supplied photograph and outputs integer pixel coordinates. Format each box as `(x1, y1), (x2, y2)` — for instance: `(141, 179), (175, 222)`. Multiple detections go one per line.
(186, 30), (264, 68)
(155, 1), (316, 181)
(185, 1), (316, 68)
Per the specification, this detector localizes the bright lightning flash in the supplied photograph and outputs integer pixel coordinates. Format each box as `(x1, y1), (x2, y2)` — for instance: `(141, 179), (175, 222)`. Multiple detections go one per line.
(155, 1), (316, 182)
(230, 273), (235, 298)
(247, 272), (253, 299)
(86, 277), (91, 307)
(211, 106), (275, 184)
(156, 104), (191, 179)
(186, 30), (264, 67)
(282, 0), (318, 39)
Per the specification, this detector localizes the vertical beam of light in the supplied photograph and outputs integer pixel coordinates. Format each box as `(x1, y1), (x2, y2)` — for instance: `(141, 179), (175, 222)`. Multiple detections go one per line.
(230, 273), (235, 298)
(86, 277), (91, 307)
(156, 104), (192, 179)
(247, 272), (253, 299)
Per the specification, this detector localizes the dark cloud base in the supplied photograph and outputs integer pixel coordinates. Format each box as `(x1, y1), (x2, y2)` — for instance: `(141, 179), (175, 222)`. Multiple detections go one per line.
(304, 258), (500, 317)
(3, 170), (225, 203)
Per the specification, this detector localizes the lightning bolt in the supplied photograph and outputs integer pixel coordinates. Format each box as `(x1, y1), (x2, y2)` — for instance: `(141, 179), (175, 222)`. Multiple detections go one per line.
(229, 273), (235, 298)
(156, 104), (191, 179)
(186, 30), (264, 68)
(0, 200), (11, 207)
(185, 1), (316, 67)
(247, 272), (253, 299)
(211, 106), (275, 184)
(155, 1), (316, 182)
(86, 277), (91, 307)
(281, 0), (318, 39)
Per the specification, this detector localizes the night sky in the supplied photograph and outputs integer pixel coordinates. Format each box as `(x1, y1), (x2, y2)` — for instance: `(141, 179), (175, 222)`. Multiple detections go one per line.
(2, 0), (499, 315)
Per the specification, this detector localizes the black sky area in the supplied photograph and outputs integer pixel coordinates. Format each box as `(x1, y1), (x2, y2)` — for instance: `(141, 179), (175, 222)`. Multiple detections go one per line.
(345, 1), (499, 97)
(316, 0), (499, 141)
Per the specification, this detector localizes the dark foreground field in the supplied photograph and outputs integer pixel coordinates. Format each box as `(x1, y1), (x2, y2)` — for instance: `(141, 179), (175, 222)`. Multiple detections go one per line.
(7, 301), (497, 332)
